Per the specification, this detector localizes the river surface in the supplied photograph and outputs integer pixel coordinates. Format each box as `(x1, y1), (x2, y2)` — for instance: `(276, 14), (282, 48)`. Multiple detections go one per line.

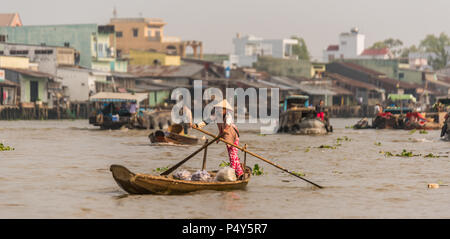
(0, 119), (449, 218)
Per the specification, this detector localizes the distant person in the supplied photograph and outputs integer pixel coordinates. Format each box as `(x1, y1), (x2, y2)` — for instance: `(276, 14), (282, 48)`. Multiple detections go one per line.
(181, 104), (192, 135)
(315, 100), (325, 121)
(177, 96), (192, 135)
(374, 103), (383, 115)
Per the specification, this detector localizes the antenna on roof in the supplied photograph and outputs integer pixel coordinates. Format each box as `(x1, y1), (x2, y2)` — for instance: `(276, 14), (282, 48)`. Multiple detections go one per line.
(113, 6), (118, 18)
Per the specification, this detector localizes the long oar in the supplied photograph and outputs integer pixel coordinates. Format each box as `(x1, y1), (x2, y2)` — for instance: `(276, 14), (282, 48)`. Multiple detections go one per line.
(193, 127), (323, 189)
(160, 133), (223, 176)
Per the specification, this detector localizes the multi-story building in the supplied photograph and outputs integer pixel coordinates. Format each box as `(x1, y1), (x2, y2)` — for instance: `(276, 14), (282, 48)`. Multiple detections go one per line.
(0, 42), (76, 75)
(230, 34), (299, 67)
(109, 17), (203, 59)
(0, 24), (127, 72)
(323, 28), (366, 63)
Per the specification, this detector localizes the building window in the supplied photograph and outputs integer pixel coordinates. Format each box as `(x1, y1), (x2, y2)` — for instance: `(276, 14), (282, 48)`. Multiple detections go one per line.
(147, 30), (152, 37)
(9, 50), (29, 55)
(133, 28), (138, 37)
(35, 49), (54, 55)
(0, 51), (3, 55)
(0, 35), (6, 42)
(116, 31), (123, 38)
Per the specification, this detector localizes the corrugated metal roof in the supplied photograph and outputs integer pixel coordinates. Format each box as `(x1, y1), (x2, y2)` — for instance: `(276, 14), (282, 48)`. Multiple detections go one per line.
(128, 63), (203, 78)
(0, 79), (19, 87)
(326, 72), (381, 91)
(89, 92), (148, 102)
(2, 67), (59, 79)
(297, 84), (337, 96)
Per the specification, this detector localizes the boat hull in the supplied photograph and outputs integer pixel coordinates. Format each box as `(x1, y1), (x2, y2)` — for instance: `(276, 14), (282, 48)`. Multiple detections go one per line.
(110, 165), (251, 195)
(149, 130), (199, 145)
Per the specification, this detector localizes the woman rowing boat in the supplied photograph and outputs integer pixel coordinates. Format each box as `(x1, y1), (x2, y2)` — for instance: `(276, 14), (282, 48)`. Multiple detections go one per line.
(192, 99), (244, 179)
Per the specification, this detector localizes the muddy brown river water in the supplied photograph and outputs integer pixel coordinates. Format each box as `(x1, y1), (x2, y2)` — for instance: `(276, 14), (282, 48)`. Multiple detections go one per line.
(0, 119), (449, 218)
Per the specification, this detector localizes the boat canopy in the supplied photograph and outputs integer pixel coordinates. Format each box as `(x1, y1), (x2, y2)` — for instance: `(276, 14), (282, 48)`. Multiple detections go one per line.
(437, 97), (450, 105)
(387, 94), (416, 103)
(89, 92), (148, 103)
(287, 95), (309, 100)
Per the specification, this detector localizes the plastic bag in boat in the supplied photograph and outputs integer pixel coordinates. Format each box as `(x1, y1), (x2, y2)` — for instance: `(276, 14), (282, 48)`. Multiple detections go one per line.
(173, 170), (192, 180)
(191, 170), (211, 181)
(215, 167), (237, 182)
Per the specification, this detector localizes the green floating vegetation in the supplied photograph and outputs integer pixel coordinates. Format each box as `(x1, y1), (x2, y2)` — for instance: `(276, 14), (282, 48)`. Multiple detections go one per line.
(396, 149), (418, 157)
(409, 129), (417, 134)
(304, 147), (311, 153)
(292, 171), (306, 177)
(345, 126), (354, 129)
(419, 130), (428, 134)
(336, 136), (351, 143)
(381, 149), (417, 157)
(153, 166), (169, 173)
(0, 143), (14, 151)
(380, 149), (447, 158)
(374, 142), (382, 146)
(252, 164), (264, 176)
(424, 153), (448, 158)
(219, 161), (230, 168)
(318, 145), (337, 149)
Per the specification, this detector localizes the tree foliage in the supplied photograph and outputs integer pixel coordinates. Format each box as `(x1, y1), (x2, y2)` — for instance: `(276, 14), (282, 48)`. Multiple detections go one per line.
(369, 38), (404, 57)
(400, 45), (419, 58)
(291, 36), (310, 61)
(419, 32), (450, 70)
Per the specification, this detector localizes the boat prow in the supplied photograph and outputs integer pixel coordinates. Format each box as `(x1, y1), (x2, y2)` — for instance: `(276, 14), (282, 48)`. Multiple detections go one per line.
(110, 165), (251, 195)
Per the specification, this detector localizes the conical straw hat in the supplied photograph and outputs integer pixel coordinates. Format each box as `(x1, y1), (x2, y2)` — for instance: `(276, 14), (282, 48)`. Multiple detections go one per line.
(214, 99), (233, 111)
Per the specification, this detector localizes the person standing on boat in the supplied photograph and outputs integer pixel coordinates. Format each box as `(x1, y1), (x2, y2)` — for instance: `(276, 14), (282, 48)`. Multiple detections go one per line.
(316, 100), (325, 121)
(181, 104), (192, 135)
(192, 99), (244, 179)
(374, 103), (383, 115)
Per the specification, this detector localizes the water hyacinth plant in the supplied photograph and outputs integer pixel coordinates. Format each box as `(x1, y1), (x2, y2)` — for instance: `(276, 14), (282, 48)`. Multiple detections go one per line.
(252, 164), (264, 176)
(292, 171), (306, 177)
(153, 166), (169, 173)
(219, 161), (230, 168)
(0, 143), (14, 151)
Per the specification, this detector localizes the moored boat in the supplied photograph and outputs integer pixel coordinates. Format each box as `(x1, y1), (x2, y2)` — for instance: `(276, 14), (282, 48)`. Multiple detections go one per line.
(110, 165), (251, 195)
(278, 95), (332, 135)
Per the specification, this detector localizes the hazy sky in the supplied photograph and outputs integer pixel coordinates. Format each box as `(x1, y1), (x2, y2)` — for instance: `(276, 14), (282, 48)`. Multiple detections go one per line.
(4, 0), (450, 60)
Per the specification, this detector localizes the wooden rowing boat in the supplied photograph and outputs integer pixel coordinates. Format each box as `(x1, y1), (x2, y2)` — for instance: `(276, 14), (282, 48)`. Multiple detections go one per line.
(110, 164), (251, 195)
(148, 130), (199, 145)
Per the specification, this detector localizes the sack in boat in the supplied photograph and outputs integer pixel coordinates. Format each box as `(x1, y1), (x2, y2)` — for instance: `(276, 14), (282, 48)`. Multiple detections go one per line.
(173, 170), (192, 180)
(215, 167), (237, 182)
(191, 170), (211, 181)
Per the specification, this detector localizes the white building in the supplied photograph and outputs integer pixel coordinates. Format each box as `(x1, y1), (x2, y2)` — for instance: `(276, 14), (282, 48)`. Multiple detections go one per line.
(229, 34), (299, 67)
(322, 28), (365, 63)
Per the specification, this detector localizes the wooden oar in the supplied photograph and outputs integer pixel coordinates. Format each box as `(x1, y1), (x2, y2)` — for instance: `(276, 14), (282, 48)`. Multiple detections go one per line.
(160, 133), (223, 176)
(193, 127), (323, 189)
